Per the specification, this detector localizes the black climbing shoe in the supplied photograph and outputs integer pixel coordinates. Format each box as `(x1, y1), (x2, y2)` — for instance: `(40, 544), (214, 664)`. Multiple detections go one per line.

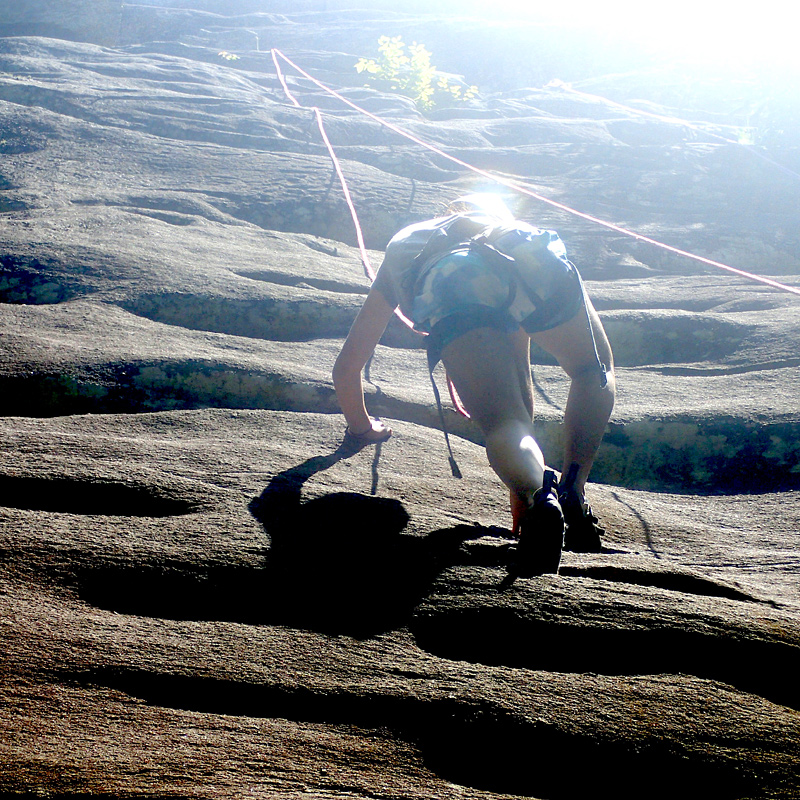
(509, 469), (564, 577)
(559, 486), (604, 553)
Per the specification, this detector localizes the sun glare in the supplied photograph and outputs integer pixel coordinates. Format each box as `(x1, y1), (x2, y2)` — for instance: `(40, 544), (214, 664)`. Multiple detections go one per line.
(488, 0), (799, 71)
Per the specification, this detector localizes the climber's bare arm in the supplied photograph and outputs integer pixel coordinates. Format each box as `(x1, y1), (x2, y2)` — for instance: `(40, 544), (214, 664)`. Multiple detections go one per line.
(333, 287), (396, 442)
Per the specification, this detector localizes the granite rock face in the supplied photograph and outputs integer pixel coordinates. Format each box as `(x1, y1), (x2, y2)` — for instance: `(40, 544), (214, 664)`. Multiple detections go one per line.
(1, 4), (799, 799)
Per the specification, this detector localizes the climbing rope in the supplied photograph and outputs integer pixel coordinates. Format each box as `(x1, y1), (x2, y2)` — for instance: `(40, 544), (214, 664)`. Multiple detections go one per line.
(270, 48), (416, 330)
(270, 48), (800, 299)
(272, 49), (472, 416)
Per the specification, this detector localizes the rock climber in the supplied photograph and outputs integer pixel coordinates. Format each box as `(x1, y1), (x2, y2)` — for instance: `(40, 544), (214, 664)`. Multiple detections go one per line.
(332, 193), (615, 574)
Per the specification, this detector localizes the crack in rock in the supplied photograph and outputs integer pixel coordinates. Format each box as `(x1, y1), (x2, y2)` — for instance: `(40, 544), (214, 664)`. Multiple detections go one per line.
(411, 566), (800, 711)
(0, 475), (201, 517)
(80, 666), (770, 800)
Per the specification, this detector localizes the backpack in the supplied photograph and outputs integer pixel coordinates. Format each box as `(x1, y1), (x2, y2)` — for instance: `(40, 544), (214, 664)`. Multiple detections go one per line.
(409, 216), (583, 337)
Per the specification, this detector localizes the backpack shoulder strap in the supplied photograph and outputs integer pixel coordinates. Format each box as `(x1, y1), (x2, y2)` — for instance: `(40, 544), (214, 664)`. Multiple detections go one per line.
(412, 214), (493, 270)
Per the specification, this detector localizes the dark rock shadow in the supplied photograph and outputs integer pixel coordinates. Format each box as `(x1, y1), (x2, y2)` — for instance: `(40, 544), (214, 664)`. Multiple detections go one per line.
(0, 475), (198, 517)
(82, 666), (765, 800)
(411, 603), (800, 711)
(78, 440), (482, 637)
(0, 254), (90, 304)
(246, 442), (470, 636)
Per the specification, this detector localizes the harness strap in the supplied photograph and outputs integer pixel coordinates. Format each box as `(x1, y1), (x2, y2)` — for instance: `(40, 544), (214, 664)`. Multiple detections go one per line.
(572, 263), (609, 388)
(476, 228), (608, 388)
(427, 348), (463, 479)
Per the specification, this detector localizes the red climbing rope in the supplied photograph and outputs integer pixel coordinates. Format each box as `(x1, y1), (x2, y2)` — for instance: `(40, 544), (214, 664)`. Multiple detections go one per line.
(270, 48), (800, 299)
(270, 48), (416, 330)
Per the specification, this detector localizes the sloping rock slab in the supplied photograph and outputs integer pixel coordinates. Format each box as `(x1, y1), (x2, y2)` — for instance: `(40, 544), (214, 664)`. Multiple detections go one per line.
(412, 565), (800, 709)
(1, 409), (799, 799)
(2, 35), (799, 493)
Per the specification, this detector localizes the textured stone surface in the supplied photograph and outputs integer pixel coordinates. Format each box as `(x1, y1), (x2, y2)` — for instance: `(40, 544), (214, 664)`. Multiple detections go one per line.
(1, 3), (799, 798)
(1, 410), (800, 799)
(0, 0), (123, 46)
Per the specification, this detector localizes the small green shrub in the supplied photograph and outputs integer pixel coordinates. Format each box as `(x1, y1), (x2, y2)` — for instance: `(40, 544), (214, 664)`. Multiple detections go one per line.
(356, 35), (478, 112)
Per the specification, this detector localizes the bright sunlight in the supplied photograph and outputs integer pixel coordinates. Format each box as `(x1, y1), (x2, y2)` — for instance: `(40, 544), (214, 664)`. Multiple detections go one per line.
(482, 0), (798, 70)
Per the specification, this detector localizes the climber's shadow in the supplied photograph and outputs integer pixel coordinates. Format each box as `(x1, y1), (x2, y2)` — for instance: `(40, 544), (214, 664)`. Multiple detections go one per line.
(249, 442), (465, 636)
(76, 440), (481, 637)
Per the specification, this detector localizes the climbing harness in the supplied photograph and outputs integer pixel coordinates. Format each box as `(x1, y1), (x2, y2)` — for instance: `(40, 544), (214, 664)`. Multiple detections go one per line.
(410, 217), (608, 477)
(410, 217), (608, 383)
